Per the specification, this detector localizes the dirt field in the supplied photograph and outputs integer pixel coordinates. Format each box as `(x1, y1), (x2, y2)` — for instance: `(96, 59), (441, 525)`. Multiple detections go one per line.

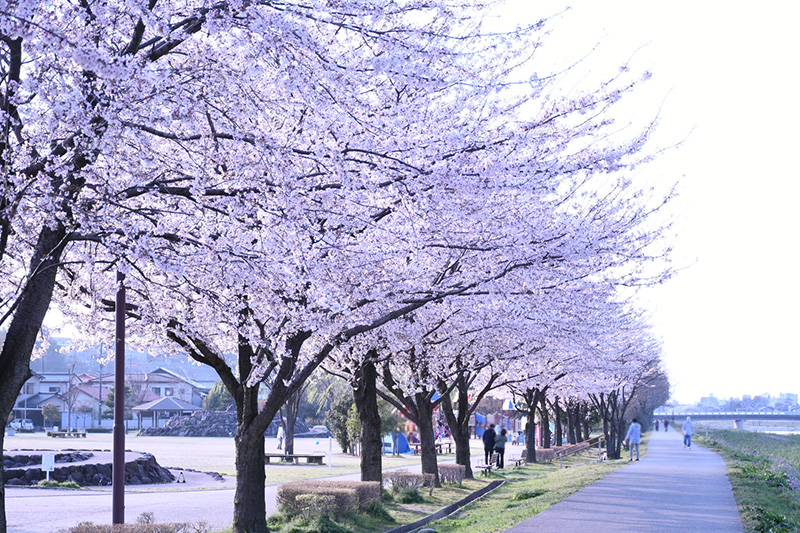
(3, 431), (487, 483)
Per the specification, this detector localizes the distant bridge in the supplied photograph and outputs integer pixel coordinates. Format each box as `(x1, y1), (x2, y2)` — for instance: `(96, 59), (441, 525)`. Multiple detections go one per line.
(654, 411), (800, 429)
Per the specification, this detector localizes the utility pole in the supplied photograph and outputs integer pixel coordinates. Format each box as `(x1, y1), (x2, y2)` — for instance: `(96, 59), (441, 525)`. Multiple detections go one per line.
(98, 344), (103, 429)
(112, 272), (126, 524)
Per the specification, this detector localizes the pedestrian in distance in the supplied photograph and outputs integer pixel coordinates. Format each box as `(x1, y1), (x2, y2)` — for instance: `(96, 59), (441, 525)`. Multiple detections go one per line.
(483, 423), (496, 464)
(663, 418), (669, 432)
(494, 427), (508, 469)
(682, 416), (695, 448)
(654, 419), (660, 432)
(625, 418), (642, 461)
(277, 424), (285, 450)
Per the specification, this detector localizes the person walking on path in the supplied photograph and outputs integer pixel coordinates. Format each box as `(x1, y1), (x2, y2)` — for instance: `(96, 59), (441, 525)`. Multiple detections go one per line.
(494, 427), (508, 469)
(663, 418), (669, 431)
(483, 423), (497, 464)
(654, 419), (660, 432)
(682, 416), (695, 448)
(276, 424), (285, 450)
(624, 418), (642, 461)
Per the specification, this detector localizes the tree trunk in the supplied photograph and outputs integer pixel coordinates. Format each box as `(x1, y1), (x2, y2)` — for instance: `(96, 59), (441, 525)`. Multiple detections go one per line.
(524, 406), (537, 463)
(0, 224), (68, 533)
(553, 397), (563, 447)
(520, 387), (540, 463)
(0, 431), (5, 533)
(538, 393), (551, 449)
(353, 358), (382, 483)
(581, 404), (590, 441)
(282, 391), (300, 455)
(440, 376), (474, 479)
(233, 424), (267, 533)
(566, 404), (577, 444)
(415, 393), (440, 486)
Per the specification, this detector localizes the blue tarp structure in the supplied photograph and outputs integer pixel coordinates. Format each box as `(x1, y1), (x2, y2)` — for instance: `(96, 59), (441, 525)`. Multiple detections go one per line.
(475, 413), (486, 437)
(383, 432), (412, 454)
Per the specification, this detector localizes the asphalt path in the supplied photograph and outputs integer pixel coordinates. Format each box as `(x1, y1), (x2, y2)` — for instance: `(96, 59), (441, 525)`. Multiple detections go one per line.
(505, 426), (743, 532)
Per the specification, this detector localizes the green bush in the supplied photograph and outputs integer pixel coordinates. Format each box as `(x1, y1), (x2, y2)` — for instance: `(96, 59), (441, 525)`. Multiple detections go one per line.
(286, 515), (353, 533)
(512, 489), (546, 501)
(746, 506), (797, 533)
(37, 480), (82, 489)
(364, 502), (394, 522)
(396, 488), (425, 504)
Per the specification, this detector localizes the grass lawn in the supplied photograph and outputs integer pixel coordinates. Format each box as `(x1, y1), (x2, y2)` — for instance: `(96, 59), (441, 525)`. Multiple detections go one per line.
(266, 438), (635, 533)
(697, 429), (800, 533)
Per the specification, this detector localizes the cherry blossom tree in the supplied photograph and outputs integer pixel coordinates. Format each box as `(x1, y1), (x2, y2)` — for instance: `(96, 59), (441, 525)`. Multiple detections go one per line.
(1, 2), (674, 532)
(582, 320), (664, 459)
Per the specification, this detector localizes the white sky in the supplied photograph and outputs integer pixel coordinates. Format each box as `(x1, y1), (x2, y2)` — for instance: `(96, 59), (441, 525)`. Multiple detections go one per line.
(510, 1), (800, 403)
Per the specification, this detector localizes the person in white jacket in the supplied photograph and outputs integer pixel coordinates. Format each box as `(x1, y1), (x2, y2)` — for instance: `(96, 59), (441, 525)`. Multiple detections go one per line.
(682, 416), (695, 448)
(624, 418), (642, 461)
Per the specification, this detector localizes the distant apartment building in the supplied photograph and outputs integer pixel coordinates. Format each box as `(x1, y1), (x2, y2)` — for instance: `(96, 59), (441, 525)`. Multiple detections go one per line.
(697, 395), (720, 409)
(778, 393), (798, 405)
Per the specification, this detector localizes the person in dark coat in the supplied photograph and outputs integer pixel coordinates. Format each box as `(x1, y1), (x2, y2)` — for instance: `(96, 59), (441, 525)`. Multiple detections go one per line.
(482, 423), (496, 464)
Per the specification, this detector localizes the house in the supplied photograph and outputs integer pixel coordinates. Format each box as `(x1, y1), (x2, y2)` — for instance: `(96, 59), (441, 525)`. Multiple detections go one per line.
(11, 373), (67, 428)
(126, 367), (209, 407)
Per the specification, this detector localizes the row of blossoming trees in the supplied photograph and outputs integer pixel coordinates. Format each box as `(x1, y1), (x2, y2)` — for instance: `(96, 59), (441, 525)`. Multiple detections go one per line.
(0, 2), (673, 532)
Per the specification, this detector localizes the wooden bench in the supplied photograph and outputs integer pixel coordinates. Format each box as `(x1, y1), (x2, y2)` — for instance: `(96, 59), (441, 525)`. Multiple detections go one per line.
(511, 451), (526, 467)
(264, 453), (325, 465)
(475, 452), (499, 476)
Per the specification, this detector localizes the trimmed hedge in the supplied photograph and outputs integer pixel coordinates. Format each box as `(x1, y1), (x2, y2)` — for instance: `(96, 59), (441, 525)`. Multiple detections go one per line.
(295, 493), (338, 519)
(278, 480), (380, 517)
(384, 471), (425, 492)
(438, 463), (466, 484)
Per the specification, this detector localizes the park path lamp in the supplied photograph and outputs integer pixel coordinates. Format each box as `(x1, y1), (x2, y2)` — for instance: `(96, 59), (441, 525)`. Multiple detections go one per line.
(113, 271), (126, 524)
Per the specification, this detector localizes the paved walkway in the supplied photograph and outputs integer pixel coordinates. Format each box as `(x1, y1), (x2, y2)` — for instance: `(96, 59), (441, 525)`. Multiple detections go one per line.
(505, 426), (743, 532)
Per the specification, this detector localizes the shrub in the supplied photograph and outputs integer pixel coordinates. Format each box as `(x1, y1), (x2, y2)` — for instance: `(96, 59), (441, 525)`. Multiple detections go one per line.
(279, 487), (357, 517)
(512, 489), (546, 501)
(384, 471), (425, 492)
(58, 521), (211, 533)
(364, 502), (394, 522)
(287, 515), (354, 533)
(279, 480), (380, 515)
(37, 480), (82, 489)
(295, 494), (338, 519)
(438, 464), (466, 485)
(396, 488), (425, 504)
